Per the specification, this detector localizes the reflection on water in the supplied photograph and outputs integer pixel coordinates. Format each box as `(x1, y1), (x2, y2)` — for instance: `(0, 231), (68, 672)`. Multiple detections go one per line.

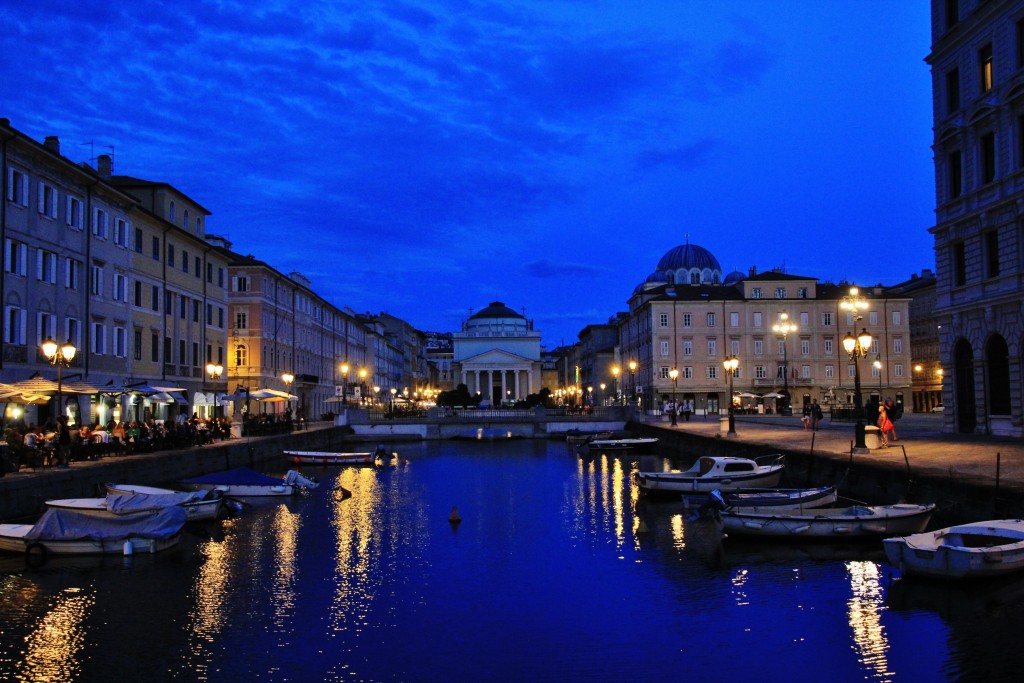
(1, 440), (1023, 681)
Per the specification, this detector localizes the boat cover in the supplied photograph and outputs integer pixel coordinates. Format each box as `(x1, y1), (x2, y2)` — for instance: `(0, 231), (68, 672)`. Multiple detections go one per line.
(24, 506), (188, 541)
(106, 491), (210, 513)
(181, 467), (284, 486)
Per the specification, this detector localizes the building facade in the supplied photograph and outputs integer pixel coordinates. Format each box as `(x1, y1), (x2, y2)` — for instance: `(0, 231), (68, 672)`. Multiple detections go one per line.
(452, 302), (542, 406)
(928, 0), (1024, 435)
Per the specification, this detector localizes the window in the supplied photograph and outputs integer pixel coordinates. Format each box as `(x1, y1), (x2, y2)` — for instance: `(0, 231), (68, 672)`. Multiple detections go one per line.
(948, 150), (963, 199)
(660, 339), (669, 356)
(980, 43), (993, 93)
(659, 366), (669, 379)
(7, 168), (29, 205)
(66, 196), (84, 229)
(5, 239), (26, 276)
(775, 287), (786, 299)
(91, 322), (106, 355)
(706, 366), (718, 380)
(659, 313), (668, 327)
(38, 181), (58, 218)
(755, 365), (767, 379)
(234, 344), (248, 368)
(777, 339), (785, 356)
(754, 338), (764, 355)
(706, 312), (716, 327)
(682, 313), (691, 327)
(729, 312), (739, 327)
(799, 312), (809, 326)
(92, 208), (109, 238)
(134, 280), (143, 307)
(151, 285), (160, 311)
(169, 200), (176, 222)
(776, 365), (786, 380)
(824, 338), (834, 355)
(3, 306), (26, 344)
(868, 311), (879, 326)
(945, 0), (958, 29)
(825, 365), (834, 379)
(164, 336), (171, 363)
(893, 311), (902, 326)
(65, 318), (80, 348)
(133, 329), (142, 361)
(167, 244), (175, 267)
(822, 312), (832, 326)
(151, 333), (159, 362)
(195, 256), (201, 278)
(90, 264), (103, 296)
(36, 250), (57, 284)
(152, 236), (160, 260)
(894, 363), (904, 377)
(730, 338), (740, 355)
(946, 67), (960, 114)
(192, 300), (200, 322)
(953, 241), (967, 286)
(986, 230), (1000, 277)
(65, 258), (81, 289)
(870, 338), (879, 354)
(183, 209), (189, 228)
(800, 338), (810, 355)
(753, 311), (762, 327)
(848, 363), (856, 379)
(135, 227), (143, 253)
(797, 287), (808, 299)
(235, 310), (248, 329)
(113, 326), (126, 357)
(113, 273), (127, 302)
(217, 307), (224, 327)
(894, 337), (903, 354)
(164, 290), (172, 313)
(206, 263), (213, 283)
(801, 365), (811, 379)
(192, 342), (199, 368)
(36, 312), (55, 344)
(179, 295), (186, 319)
(182, 250), (189, 273)
(682, 367), (692, 379)
(1018, 18), (1024, 69)
(707, 338), (717, 355)
(981, 132), (996, 184)
(870, 363), (880, 379)
(752, 287), (762, 299)
(114, 218), (129, 247)
(179, 339), (186, 364)
(682, 339), (692, 355)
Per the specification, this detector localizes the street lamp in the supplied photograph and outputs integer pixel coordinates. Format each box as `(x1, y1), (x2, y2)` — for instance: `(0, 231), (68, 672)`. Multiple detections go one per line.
(723, 355), (739, 436)
(841, 287), (872, 451)
(599, 383), (606, 406)
(668, 368), (679, 426)
(41, 337), (76, 424)
(206, 363), (224, 418)
(358, 368), (367, 401)
(340, 363), (349, 404)
(873, 357), (883, 395)
(772, 312), (796, 416)
(628, 360), (637, 406)
(611, 366), (621, 404)
(389, 387), (397, 415)
(282, 372), (294, 419)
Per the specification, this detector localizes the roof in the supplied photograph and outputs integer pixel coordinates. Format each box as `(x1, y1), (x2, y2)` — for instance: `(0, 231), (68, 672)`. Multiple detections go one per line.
(469, 301), (525, 320)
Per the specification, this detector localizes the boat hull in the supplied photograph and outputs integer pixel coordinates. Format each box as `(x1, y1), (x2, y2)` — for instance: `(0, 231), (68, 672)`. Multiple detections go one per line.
(284, 450), (374, 465)
(883, 520), (1024, 579)
(682, 486), (838, 510)
(639, 468), (783, 493)
(192, 483), (294, 497)
(50, 494), (224, 522)
(0, 526), (180, 555)
(583, 438), (658, 451)
(719, 504), (935, 539)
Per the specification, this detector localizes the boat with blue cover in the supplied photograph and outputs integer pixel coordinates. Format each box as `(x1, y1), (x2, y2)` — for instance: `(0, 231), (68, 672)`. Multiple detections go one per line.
(181, 467), (318, 497)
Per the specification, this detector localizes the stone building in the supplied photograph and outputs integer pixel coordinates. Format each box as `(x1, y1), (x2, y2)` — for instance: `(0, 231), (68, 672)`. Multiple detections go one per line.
(452, 301), (542, 406)
(927, 0), (1024, 435)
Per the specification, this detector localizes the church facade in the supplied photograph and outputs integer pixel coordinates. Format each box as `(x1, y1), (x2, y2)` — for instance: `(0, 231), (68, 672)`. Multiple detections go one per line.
(452, 302), (542, 406)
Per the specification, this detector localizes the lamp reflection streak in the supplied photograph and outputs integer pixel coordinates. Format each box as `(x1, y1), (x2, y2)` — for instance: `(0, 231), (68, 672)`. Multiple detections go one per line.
(845, 561), (892, 680)
(19, 589), (92, 682)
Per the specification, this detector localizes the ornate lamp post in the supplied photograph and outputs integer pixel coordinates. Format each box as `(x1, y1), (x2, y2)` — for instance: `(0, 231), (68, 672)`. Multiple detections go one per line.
(772, 312), (796, 416)
(358, 368), (368, 403)
(668, 368), (679, 426)
(41, 337), (76, 423)
(841, 287), (872, 451)
(389, 387), (397, 416)
(282, 372), (294, 419)
(599, 383), (606, 406)
(206, 363), (224, 418)
(873, 357), (883, 396)
(340, 363), (349, 404)
(723, 355), (739, 436)
(611, 366), (621, 404)
(628, 360), (637, 406)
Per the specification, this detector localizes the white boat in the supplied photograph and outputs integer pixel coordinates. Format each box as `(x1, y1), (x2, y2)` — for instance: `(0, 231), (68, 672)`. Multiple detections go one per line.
(883, 519), (1024, 580)
(285, 450), (375, 465)
(581, 437), (659, 451)
(0, 506), (187, 562)
(717, 503), (936, 539)
(684, 486), (838, 511)
(565, 430), (631, 445)
(637, 455), (785, 494)
(53, 487), (226, 522)
(180, 467), (319, 497)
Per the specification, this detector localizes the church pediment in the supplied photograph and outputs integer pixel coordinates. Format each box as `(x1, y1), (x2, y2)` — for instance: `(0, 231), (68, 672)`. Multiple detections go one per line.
(461, 349), (535, 365)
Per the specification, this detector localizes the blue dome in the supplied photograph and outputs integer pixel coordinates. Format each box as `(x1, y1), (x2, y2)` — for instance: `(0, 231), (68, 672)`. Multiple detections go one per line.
(656, 243), (721, 273)
(723, 270), (745, 285)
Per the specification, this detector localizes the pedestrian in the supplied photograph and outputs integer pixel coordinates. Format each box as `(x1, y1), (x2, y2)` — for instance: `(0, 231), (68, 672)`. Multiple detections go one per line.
(683, 400), (692, 422)
(884, 398), (900, 442)
(55, 415), (71, 467)
(669, 400), (677, 426)
(877, 403), (895, 447)
(801, 403), (811, 430)
(811, 399), (823, 430)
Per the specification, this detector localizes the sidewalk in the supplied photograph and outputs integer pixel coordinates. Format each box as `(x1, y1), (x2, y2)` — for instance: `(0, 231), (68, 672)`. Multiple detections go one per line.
(647, 412), (1024, 493)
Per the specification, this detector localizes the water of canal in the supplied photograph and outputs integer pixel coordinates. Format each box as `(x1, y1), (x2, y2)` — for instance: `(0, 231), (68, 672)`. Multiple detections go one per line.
(1, 439), (1023, 682)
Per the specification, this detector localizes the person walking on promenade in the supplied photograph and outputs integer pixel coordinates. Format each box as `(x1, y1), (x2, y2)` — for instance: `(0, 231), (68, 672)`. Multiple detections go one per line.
(884, 398), (900, 442)
(811, 399), (823, 431)
(55, 415), (71, 467)
(877, 403), (895, 448)
(801, 403), (811, 430)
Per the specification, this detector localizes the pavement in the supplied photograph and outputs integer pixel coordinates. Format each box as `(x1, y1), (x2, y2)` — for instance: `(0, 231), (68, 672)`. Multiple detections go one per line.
(644, 411), (1024, 493)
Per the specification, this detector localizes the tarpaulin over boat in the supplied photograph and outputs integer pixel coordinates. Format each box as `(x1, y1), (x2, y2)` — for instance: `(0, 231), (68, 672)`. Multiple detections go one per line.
(181, 467), (284, 486)
(24, 506), (188, 541)
(106, 491), (210, 514)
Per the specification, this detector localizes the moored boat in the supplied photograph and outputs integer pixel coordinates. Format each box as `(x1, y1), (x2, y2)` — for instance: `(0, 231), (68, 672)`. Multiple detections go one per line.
(716, 503), (936, 539)
(883, 519), (1024, 580)
(580, 437), (659, 451)
(565, 430), (632, 445)
(180, 467), (319, 497)
(0, 506), (188, 561)
(638, 455), (785, 494)
(55, 488), (226, 522)
(684, 485), (838, 511)
(284, 450), (376, 465)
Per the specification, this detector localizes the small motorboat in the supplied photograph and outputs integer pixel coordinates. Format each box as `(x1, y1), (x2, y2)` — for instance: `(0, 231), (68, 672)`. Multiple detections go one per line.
(580, 437), (659, 451)
(0, 506), (188, 561)
(716, 503), (936, 539)
(54, 487), (227, 522)
(637, 455), (785, 494)
(565, 430), (631, 445)
(883, 519), (1024, 580)
(684, 486), (838, 511)
(284, 450), (375, 465)
(180, 467), (318, 497)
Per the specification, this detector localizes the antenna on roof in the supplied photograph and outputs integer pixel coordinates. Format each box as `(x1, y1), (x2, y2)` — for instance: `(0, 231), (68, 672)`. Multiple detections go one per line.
(468, 307), (474, 316)
(81, 140), (95, 165)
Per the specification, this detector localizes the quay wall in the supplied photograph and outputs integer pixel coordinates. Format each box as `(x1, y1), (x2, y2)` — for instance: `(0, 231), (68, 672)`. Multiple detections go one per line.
(0, 428), (352, 522)
(632, 423), (1024, 525)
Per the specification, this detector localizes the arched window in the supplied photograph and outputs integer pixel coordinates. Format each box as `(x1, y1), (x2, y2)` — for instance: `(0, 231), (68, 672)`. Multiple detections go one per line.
(168, 200), (176, 222)
(234, 344), (247, 368)
(183, 209), (189, 228)
(986, 335), (1010, 415)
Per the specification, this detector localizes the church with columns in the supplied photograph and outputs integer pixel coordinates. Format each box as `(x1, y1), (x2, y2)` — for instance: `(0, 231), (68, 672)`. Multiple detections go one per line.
(452, 302), (542, 406)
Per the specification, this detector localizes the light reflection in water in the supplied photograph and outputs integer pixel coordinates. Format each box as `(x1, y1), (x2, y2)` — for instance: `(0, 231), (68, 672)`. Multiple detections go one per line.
(846, 561), (893, 682)
(18, 587), (92, 682)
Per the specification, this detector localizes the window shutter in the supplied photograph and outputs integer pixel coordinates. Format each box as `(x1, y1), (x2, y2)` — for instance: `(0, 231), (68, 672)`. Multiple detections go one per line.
(5, 168), (12, 201)
(18, 308), (26, 344)
(36, 248), (43, 280)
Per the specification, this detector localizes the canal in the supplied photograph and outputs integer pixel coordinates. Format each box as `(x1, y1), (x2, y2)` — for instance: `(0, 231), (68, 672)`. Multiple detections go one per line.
(1, 439), (1022, 681)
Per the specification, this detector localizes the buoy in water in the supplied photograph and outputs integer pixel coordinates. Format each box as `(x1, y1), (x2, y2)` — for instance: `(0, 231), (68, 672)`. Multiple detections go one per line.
(448, 505), (461, 524)
(637, 518), (649, 534)
(123, 540), (134, 556)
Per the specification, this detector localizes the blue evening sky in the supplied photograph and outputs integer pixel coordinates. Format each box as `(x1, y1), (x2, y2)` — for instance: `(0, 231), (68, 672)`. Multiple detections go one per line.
(0, 1), (935, 347)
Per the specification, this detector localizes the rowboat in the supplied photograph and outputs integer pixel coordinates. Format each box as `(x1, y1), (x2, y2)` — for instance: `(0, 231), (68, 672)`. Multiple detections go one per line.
(637, 455), (785, 494)
(565, 430), (632, 445)
(0, 506), (187, 562)
(180, 467), (319, 497)
(883, 519), (1024, 580)
(716, 503), (935, 539)
(683, 486), (838, 511)
(284, 450), (375, 465)
(56, 486), (227, 522)
(580, 437), (659, 451)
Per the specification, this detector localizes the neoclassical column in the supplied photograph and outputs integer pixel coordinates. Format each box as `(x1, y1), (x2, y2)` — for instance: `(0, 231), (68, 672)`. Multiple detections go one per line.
(514, 369), (521, 400)
(501, 370), (507, 402)
(474, 370), (482, 396)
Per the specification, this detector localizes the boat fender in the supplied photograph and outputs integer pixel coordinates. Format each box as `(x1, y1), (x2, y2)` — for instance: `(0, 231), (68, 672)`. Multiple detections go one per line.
(790, 525), (810, 534)
(833, 525), (852, 534)
(25, 542), (48, 567)
(123, 540), (134, 556)
(860, 524), (886, 534)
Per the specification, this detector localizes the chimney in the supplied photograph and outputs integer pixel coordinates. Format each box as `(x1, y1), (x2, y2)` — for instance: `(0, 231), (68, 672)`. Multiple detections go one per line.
(97, 154), (112, 179)
(748, 266), (758, 277)
(43, 136), (60, 154)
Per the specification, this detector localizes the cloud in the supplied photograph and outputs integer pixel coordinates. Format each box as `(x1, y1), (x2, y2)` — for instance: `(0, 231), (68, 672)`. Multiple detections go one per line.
(522, 260), (607, 279)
